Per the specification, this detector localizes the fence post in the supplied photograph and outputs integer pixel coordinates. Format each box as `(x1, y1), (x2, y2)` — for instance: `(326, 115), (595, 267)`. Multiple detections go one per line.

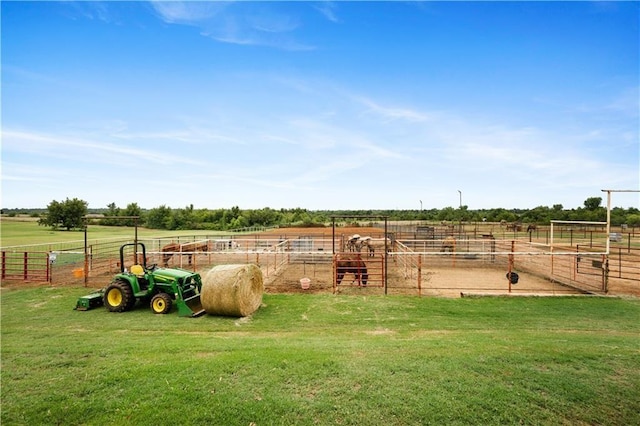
(617, 248), (622, 279)
(603, 254), (609, 293)
(332, 254), (337, 294)
(84, 226), (89, 287)
(576, 245), (580, 276)
(417, 254), (422, 296)
(507, 241), (514, 293)
(23, 252), (28, 280)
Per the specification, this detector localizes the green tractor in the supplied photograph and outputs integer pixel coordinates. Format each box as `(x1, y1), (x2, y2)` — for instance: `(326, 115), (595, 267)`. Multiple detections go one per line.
(75, 243), (205, 317)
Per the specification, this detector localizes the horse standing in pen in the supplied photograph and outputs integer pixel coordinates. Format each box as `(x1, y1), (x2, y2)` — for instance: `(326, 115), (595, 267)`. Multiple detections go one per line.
(440, 236), (456, 253)
(359, 236), (392, 257)
(161, 241), (208, 267)
(346, 234), (362, 252)
(335, 253), (368, 287)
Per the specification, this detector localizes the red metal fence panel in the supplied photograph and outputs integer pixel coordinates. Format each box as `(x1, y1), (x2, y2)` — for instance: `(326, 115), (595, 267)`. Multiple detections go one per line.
(1, 251), (50, 282)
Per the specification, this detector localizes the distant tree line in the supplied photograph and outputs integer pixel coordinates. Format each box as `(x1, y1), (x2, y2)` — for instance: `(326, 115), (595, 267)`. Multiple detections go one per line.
(4, 196), (639, 231)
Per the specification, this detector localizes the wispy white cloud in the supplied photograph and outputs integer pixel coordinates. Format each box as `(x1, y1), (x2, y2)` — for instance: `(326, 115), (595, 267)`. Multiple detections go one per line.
(261, 134), (301, 146)
(605, 85), (640, 117)
(2, 129), (203, 166)
(1, 162), (72, 183)
(64, 1), (116, 24)
(150, 1), (315, 51)
(111, 128), (247, 146)
(295, 157), (363, 185)
(149, 1), (226, 24)
(346, 92), (636, 197)
(354, 96), (441, 123)
(313, 1), (340, 23)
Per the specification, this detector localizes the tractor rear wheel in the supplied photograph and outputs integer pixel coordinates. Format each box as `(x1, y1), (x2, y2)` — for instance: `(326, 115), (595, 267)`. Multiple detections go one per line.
(104, 280), (135, 312)
(150, 293), (172, 314)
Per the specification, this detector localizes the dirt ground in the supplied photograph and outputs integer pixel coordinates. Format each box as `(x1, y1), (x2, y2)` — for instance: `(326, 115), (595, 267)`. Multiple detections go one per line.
(262, 259), (586, 297)
(252, 227), (588, 296)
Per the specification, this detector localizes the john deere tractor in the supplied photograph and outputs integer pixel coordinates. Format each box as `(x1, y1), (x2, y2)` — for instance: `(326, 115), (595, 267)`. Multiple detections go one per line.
(75, 243), (205, 317)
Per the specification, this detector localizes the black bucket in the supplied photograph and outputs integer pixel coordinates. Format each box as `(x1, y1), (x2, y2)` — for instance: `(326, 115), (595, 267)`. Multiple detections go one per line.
(506, 272), (519, 284)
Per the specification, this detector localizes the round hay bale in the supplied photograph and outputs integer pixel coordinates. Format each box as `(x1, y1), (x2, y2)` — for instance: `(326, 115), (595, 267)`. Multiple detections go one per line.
(201, 264), (263, 317)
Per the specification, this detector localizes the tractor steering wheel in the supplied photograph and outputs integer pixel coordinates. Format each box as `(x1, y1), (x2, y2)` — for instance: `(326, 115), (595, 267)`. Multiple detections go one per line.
(147, 263), (157, 271)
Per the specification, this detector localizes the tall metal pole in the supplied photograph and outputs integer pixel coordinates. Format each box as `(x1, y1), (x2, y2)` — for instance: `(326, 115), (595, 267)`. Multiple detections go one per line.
(600, 189), (640, 292)
(83, 220), (88, 287)
(605, 190), (611, 256)
(332, 216), (336, 294)
(134, 217), (139, 264)
(384, 217), (388, 295)
(600, 189), (640, 255)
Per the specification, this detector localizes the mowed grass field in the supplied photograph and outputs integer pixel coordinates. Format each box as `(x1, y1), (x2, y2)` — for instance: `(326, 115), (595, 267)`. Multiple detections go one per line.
(1, 287), (639, 425)
(0, 217), (217, 248)
(2, 219), (640, 424)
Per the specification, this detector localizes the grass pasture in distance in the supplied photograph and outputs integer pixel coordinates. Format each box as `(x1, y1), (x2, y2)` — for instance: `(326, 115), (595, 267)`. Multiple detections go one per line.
(2, 288), (639, 425)
(0, 216), (216, 247)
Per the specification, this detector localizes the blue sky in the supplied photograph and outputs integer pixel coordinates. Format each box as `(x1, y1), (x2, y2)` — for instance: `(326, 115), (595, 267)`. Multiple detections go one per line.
(2, 1), (639, 210)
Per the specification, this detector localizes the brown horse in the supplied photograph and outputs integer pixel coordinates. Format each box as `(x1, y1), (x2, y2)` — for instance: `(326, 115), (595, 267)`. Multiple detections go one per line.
(440, 236), (455, 252)
(336, 254), (368, 287)
(161, 241), (209, 267)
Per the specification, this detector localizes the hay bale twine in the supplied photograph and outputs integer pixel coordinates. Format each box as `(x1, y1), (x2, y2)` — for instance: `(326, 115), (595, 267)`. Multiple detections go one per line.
(201, 264), (263, 317)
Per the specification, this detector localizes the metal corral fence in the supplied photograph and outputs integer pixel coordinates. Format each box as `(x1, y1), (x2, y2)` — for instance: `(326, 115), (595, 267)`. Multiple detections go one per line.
(390, 236), (640, 295)
(1, 238), (118, 284)
(2, 231), (638, 297)
(376, 221), (639, 240)
(1, 251), (51, 282)
(0, 234), (336, 287)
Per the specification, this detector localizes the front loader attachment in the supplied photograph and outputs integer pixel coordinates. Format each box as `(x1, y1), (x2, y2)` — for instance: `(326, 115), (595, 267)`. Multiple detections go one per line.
(75, 292), (104, 311)
(176, 293), (206, 318)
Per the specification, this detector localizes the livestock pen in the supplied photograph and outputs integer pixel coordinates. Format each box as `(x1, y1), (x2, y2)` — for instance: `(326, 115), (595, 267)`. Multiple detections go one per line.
(2, 224), (638, 298)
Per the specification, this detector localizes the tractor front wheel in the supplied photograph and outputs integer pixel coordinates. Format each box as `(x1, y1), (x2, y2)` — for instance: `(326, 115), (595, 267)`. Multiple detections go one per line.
(150, 293), (172, 314)
(104, 280), (135, 312)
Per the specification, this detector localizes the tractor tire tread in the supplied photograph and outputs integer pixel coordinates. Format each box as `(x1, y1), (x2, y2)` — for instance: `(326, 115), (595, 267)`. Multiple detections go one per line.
(104, 280), (135, 313)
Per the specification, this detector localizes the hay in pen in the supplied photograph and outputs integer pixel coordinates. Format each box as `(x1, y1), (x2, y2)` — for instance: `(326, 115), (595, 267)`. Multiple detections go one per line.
(201, 264), (263, 317)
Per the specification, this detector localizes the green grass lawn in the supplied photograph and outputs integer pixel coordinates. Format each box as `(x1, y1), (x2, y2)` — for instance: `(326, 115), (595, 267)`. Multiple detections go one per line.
(0, 218), (220, 247)
(2, 288), (639, 425)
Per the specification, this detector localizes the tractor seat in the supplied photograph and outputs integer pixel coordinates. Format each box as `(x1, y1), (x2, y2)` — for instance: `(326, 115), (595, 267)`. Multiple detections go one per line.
(131, 264), (149, 290)
(131, 264), (145, 276)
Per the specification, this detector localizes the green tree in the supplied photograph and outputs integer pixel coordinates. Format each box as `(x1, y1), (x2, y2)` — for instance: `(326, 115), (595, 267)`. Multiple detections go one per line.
(38, 198), (88, 230)
(145, 205), (172, 229)
(584, 197), (602, 210)
(101, 202), (121, 226)
(626, 213), (640, 227)
(122, 203), (143, 227)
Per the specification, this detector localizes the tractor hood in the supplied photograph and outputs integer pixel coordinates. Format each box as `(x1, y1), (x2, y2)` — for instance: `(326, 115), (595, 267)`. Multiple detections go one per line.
(152, 268), (200, 282)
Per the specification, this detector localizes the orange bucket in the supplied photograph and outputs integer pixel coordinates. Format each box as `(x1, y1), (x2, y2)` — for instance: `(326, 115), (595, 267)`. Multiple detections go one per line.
(73, 268), (84, 278)
(300, 278), (311, 290)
